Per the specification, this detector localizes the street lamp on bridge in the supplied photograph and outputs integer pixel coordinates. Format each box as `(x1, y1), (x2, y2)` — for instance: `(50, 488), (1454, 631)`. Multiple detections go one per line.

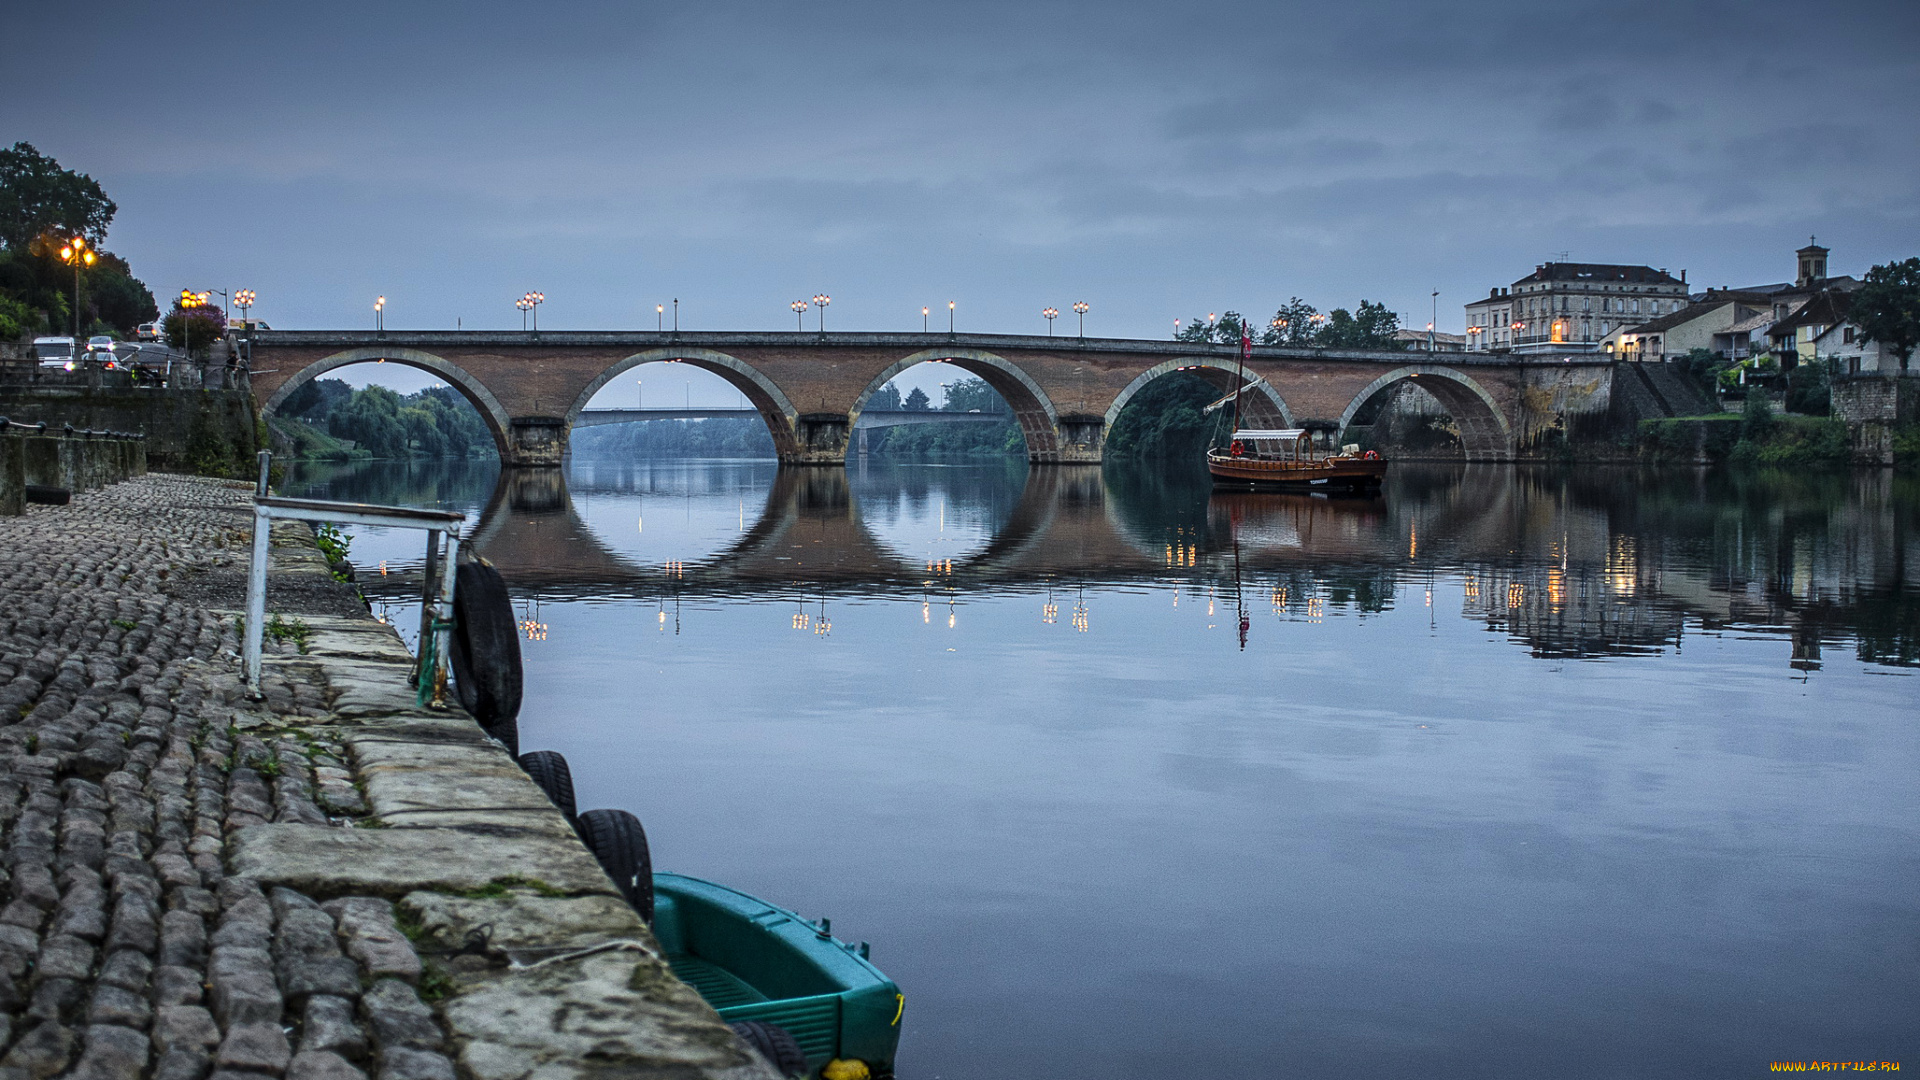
(1073, 301), (1089, 337)
(922, 306), (930, 332)
(657, 304), (665, 331)
(791, 300), (807, 330)
(1042, 307), (1059, 335)
(375, 296), (385, 333)
(948, 300), (955, 334)
(522, 291), (544, 334)
(812, 294), (830, 333)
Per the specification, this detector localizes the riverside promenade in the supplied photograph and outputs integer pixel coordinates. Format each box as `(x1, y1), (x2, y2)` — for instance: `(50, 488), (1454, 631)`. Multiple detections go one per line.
(0, 475), (775, 1080)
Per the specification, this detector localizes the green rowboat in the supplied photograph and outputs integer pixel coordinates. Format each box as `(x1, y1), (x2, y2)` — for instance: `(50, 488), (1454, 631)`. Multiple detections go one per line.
(653, 873), (903, 1079)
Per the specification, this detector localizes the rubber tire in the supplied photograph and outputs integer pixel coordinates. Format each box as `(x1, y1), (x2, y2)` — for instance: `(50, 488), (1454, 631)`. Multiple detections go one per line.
(577, 809), (654, 923)
(728, 1021), (807, 1077)
(450, 558), (522, 728)
(517, 751), (577, 823)
(483, 713), (520, 758)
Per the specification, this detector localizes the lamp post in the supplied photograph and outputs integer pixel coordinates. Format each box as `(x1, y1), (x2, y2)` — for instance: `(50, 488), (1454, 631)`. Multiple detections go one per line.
(1042, 307), (1058, 336)
(1073, 301), (1089, 337)
(812, 294), (830, 333)
(1510, 320), (1525, 348)
(516, 296), (532, 330)
(375, 295), (385, 333)
(948, 300), (955, 334)
(57, 237), (95, 340)
(235, 289), (256, 365)
(657, 304), (664, 331)
(922, 306), (930, 332)
(791, 300), (807, 330)
(174, 288), (199, 355)
(522, 291), (544, 334)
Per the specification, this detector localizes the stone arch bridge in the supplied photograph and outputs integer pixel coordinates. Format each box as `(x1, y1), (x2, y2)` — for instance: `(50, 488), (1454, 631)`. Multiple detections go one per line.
(248, 331), (1617, 466)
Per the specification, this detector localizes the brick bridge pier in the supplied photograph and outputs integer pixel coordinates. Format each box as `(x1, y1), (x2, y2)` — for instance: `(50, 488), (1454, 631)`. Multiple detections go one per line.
(248, 331), (1618, 466)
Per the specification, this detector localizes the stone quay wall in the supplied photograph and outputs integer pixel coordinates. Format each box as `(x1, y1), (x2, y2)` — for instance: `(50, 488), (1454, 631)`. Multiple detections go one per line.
(0, 427), (148, 516)
(0, 475), (776, 1080)
(1832, 375), (1919, 465)
(0, 388), (258, 478)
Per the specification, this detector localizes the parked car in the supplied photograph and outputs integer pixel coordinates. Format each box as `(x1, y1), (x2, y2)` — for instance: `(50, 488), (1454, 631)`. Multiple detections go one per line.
(135, 322), (163, 340)
(33, 336), (76, 370)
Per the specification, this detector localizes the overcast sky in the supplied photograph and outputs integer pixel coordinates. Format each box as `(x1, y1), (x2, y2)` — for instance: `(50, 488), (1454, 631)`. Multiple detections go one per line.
(11, 0), (1919, 348)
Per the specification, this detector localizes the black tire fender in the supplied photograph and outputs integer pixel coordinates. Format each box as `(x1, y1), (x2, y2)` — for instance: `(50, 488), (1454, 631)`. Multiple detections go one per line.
(577, 808), (654, 923)
(728, 1021), (808, 1077)
(517, 750), (578, 825)
(451, 557), (523, 728)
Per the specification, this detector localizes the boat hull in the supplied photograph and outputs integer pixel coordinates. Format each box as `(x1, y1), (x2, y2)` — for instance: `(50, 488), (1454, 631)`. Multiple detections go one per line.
(652, 873), (902, 1077)
(1207, 454), (1387, 491)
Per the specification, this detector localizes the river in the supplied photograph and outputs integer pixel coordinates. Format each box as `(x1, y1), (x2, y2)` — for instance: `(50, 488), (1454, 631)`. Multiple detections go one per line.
(282, 455), (1920, 1078)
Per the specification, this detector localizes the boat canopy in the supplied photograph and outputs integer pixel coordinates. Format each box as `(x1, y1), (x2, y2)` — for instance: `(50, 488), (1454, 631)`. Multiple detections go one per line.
(1232, 429), (1307, 442)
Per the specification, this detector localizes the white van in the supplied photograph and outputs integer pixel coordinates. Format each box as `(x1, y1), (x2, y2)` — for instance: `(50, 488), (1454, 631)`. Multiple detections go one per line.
(33, 336), (76, 370)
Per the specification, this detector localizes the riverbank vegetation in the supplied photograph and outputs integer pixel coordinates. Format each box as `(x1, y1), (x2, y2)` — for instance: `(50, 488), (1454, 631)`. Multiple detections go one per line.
(272, 379), (493, 459)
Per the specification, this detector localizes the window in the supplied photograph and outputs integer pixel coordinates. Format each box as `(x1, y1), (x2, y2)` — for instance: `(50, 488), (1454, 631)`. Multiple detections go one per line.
(1631, 299), (1640, 314)
(1583, 297), (1592, 312)
(1844, 327), (1855, 344)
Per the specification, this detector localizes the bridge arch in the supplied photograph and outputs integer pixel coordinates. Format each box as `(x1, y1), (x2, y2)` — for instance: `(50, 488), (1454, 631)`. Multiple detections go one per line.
(851, 348), (1061, 460)
(258, 347), (514, 458)
(567, 347), (804, 461)
(1335, 365), (1513, 461)
(1103, 357), (1295, 432)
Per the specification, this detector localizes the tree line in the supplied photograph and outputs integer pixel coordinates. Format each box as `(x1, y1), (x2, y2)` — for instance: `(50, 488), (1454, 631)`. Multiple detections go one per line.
(1176, 298), (1401, 349)
(0, 143), (158, 341)
(276, 379), (493, 459)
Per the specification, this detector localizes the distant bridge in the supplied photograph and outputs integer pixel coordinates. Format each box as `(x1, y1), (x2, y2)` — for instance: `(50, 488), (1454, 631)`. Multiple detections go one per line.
(247, 330), (1618, 466)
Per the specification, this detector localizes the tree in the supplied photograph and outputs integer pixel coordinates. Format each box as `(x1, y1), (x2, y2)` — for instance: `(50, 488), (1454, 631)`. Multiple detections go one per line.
(87, 253), (157, 335)
(281, 378), (355, 420)
(941, 376), (1008, 413)
(1320, 300), (1400, 349)
(1262, 298), (1320, 345)
(1851, 257), (1920, 373)
(0, 143), (116, 251)
(902, 387), (932, 411)
(1176, 311), (1248, 344)
(0, 293), (38, 340)
(866, 383), (902, 410)
(164, 302), (227, 354)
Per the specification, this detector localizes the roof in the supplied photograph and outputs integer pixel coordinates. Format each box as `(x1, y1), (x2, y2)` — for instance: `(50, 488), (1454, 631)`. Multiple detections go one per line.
(1233, 429), (1307, 441)
(1726, 311), (1775, 335)
(1621, 299), (1739, 336)
(1513, 263), (1685, 287)
(1769, 290), (1853, 336)
(1722, 275), (1861, 297)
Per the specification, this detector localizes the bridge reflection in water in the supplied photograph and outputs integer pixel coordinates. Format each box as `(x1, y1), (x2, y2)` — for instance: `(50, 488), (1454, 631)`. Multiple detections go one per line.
(301, 458), (1918, 670)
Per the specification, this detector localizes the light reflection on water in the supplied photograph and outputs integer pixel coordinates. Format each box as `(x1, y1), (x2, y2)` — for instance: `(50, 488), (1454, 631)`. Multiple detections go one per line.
(282, 457), (1920, 1078)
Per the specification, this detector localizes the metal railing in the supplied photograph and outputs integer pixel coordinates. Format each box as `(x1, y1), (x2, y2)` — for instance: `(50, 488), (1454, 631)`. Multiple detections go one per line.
(243, 452), (466, 704)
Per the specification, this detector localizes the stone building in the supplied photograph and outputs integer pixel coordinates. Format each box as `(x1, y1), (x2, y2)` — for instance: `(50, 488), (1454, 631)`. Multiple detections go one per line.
(1608, 292), (1774, 361)
(1465, 263), (1691, 352)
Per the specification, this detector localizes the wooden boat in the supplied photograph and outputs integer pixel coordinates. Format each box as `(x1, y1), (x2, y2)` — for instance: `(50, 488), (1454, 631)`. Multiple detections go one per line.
(653, 872), (903, 1079)
(1206, 428), (1387, 492)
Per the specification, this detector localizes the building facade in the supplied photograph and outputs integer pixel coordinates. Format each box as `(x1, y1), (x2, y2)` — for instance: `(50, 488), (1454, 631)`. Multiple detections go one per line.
(1465, 263), (1691, 352)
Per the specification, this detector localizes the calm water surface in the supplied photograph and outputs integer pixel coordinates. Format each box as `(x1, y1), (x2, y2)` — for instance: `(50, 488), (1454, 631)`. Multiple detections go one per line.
(284, 457), (1920, 1079)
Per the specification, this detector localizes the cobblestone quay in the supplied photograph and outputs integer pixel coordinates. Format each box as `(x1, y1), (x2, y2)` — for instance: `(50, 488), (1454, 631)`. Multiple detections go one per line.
(0, 476), (775, 1080)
